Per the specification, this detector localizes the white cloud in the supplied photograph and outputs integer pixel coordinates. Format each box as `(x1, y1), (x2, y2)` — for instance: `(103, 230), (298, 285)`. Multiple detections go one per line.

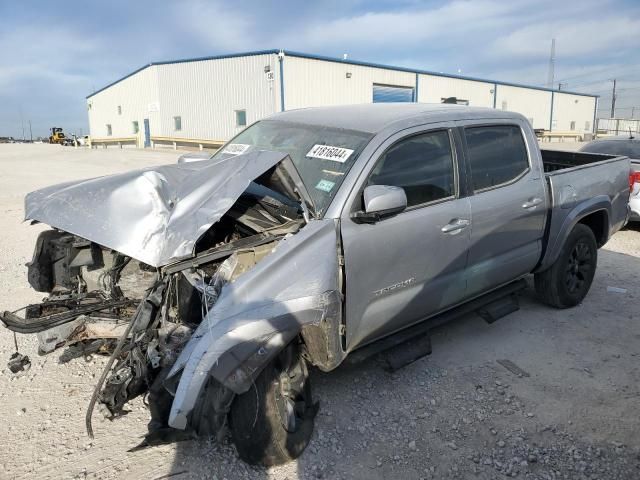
(173, 0), (255, 52)
(276, 0), (522, 52)
(3, 0), (640, 137)
(489, 16), (640, 60)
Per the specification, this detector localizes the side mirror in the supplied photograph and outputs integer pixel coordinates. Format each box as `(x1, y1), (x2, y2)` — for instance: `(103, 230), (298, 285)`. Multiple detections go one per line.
(352, 185), (407, 223)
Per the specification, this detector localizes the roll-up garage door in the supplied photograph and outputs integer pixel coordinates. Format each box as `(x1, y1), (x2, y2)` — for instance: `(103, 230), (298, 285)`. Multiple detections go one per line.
(372, 84), (415, 103)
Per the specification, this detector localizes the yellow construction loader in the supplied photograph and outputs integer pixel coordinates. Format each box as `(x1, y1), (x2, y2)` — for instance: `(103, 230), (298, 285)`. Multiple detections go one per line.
(49, 127), (69, 145)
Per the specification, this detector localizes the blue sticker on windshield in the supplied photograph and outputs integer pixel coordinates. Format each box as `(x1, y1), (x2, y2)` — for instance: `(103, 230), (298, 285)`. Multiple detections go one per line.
(315, 179), (336, 193)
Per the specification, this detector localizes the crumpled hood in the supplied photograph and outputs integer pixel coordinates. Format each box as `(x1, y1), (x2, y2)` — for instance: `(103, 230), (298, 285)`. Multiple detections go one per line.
(24, 150), (289, 267)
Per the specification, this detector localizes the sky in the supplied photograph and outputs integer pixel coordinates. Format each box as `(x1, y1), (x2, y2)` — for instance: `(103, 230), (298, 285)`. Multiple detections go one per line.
(2, 0), (640, 139)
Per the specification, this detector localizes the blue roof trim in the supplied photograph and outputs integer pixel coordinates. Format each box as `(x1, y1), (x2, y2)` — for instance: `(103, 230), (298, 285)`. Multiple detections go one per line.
(86, 48), (598, 100)
(86, 49), (280, 98)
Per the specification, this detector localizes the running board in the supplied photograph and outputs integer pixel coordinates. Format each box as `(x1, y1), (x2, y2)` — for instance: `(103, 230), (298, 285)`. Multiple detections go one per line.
(344, 279), (527, 369)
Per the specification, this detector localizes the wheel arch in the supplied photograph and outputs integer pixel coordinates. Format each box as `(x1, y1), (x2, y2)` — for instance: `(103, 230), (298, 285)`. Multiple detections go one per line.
(536, 197), (611, 273)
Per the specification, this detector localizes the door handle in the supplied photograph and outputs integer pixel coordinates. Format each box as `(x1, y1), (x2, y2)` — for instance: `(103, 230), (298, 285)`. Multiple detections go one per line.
(441, 218), (470, 234)
(522, 197), (543, 209)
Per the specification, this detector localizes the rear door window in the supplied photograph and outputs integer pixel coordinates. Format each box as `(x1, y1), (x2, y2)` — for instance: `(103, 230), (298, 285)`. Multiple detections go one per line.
(368, 130), (456, 207)
(464, 125), (529, 192)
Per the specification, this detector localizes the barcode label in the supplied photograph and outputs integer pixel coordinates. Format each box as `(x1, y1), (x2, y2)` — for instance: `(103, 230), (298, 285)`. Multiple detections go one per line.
(306, 145), (354, 163)
(223, 144), (251, 155)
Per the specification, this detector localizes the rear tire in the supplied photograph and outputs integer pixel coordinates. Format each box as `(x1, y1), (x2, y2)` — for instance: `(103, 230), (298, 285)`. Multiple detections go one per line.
(535, 224), (597, 308)
(229, 344), (316, 466)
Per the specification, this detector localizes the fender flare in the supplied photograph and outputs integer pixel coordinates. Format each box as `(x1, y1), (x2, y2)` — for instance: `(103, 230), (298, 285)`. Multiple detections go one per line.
(536, 196), (610, 273)
(166, 291), (341, 430)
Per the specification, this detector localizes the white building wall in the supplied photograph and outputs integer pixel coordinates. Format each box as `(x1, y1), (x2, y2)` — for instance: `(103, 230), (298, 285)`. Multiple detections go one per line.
(417, 75), (494, 107)
(155, 53), (279, 141)
(495, 85), (552, 130)
(87, 66), (159, 141)
(87, 52), (599, 143)
(283, 56), (416, 109)
(552, 93), (596, 132)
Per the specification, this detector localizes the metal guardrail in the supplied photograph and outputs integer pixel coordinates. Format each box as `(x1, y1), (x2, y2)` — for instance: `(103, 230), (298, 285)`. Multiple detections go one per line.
(87, 136), (225, 150)
(89, 137), (138, 148)
(150, 136), (224, 150)
(539, 131), (584, 142)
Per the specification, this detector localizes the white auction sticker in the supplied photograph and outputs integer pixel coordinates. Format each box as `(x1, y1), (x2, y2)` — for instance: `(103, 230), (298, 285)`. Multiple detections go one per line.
(306, 144), (354, 163)
(223, 143), (251, 155)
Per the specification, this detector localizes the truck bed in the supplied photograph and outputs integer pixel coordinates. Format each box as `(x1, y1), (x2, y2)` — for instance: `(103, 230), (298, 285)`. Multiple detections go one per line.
(540, 149), (619, 173)
(537, 149), (630, 271)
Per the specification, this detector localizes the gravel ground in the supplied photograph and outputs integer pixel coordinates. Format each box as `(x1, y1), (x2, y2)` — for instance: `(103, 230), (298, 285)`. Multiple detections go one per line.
(0, 143), (639, 480)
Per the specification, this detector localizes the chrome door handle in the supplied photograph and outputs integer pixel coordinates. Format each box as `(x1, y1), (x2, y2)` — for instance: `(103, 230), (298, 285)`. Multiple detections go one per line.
(441, 218), (470, 233)
(522, 197), (543, 209)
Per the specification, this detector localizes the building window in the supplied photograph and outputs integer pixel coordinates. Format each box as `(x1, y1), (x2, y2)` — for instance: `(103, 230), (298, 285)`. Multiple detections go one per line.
(585, 121), (590, 131)
(117, 105), (122, 115)
(106, 124), (112, 136)
(236, 110), (247, 127)
(173, 116), (182, 131)
(570, 121), (576, 131)
(132, 121), (139, 134)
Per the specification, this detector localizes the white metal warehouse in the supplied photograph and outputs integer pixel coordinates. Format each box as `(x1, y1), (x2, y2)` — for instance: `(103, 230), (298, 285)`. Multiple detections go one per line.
(86, 49), (598, 148)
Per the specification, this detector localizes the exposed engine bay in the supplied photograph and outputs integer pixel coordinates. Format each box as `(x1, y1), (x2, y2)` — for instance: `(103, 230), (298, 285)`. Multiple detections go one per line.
(1, 162), (307, 439)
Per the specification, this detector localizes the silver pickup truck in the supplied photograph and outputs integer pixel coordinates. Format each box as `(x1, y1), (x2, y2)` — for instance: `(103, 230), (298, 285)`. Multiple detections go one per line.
(2, 104), (630, 465)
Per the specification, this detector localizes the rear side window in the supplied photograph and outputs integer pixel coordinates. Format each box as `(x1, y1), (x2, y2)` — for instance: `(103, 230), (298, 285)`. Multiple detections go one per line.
(465, 125), (529, 191)
(368, 130), (455, 207)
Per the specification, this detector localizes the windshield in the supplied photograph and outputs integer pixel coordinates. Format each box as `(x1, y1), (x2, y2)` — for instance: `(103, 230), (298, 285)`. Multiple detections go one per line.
(213, 120), (373, 215)
(580, 140), (640, 159)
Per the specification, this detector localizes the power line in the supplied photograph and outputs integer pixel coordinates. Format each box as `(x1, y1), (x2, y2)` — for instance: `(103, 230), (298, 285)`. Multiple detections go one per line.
(554, 64), (640, 84)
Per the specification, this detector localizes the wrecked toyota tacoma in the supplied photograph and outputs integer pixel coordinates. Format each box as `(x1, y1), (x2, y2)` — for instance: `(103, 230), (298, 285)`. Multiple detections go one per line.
(1, 104), (631, 465)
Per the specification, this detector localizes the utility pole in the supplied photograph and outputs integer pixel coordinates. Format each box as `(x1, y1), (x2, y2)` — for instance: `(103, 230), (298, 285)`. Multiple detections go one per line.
(28, 120), (32, 142)
(547, 38), (556, 89)
(20, 110), (25, 141)
(610, 79), (617, 118)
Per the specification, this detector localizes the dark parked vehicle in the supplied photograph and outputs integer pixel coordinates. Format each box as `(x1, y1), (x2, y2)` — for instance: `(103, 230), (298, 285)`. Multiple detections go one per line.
(580, 135), (640, 221)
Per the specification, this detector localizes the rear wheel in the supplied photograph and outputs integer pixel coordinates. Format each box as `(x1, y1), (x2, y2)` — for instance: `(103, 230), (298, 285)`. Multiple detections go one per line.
(229, 343), (316, 466)
(535, 224), (597, 308)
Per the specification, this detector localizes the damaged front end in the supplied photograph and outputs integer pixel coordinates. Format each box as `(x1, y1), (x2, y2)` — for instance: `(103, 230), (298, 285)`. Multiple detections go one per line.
(1, 150), (345, 446)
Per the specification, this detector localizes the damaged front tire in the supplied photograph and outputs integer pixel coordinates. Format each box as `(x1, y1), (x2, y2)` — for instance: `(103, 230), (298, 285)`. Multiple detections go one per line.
(229, 343), (317, 466)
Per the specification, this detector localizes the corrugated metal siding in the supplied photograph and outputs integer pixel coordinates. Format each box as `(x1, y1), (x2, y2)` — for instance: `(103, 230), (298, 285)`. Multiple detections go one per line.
(417, 74), (494, 107)
(495, 85), (552, 129)
(87, 66), (159, 140)
(283, 56), (415, 109)
(155, 54), (278, 140)
(552, 93), (597, 132)
(87, 51), (599, 143)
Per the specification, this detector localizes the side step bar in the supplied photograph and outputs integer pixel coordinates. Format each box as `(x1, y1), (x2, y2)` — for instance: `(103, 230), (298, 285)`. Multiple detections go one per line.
(344, 279), (527, 369)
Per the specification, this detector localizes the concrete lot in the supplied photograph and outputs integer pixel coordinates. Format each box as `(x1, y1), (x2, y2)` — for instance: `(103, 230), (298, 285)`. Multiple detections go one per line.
(0, 143), (638, 479)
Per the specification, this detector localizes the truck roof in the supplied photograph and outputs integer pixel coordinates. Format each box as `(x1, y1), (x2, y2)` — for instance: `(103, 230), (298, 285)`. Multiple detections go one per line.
(269, 103), (519, 133)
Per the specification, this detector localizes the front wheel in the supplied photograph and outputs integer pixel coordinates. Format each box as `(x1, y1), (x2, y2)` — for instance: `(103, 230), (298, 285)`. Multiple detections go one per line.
(229, 343), (317, 466)
(535, 224), (597, 308)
